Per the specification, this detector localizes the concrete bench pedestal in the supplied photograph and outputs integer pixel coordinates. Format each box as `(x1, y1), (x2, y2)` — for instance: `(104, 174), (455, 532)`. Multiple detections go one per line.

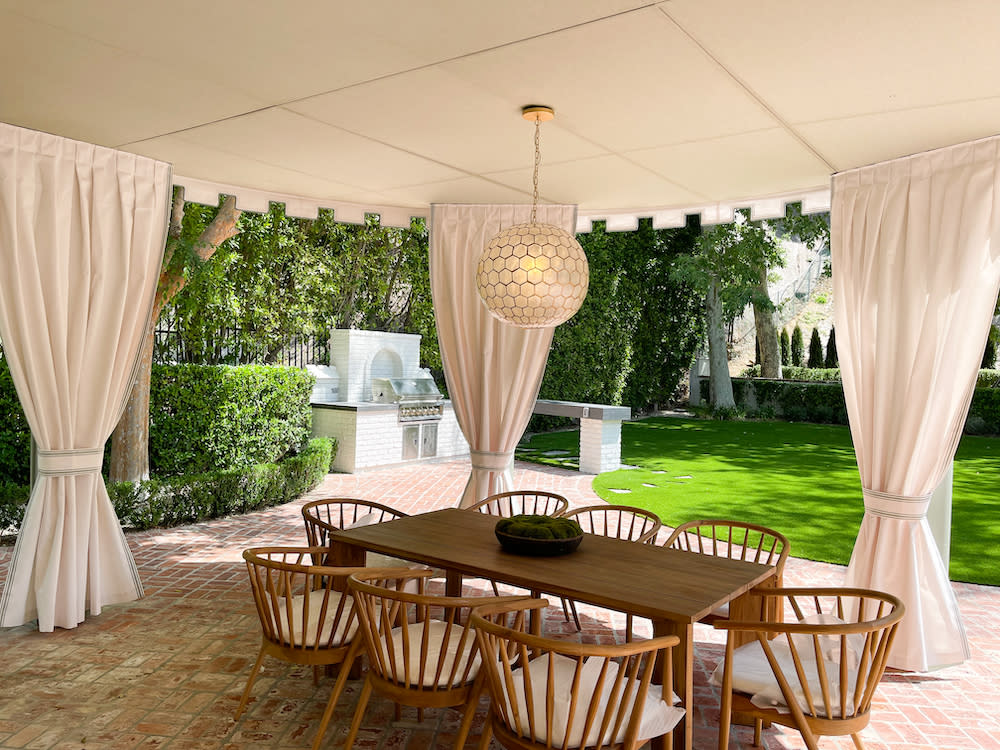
(532, 400), (631, 474)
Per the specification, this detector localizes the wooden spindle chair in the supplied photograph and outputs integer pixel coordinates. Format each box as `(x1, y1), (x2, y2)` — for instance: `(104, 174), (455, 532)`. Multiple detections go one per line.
(663, 519), (790, 625)
(559, 504), (662, 634)
(236, 546), (371, 750)
(472, 598), (685, 750)
(344, 569), (533, 749)
(714, 587), (904, 750)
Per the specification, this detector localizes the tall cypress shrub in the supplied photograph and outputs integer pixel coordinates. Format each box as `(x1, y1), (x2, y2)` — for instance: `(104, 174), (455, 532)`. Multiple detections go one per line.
(780, 328), (790, 366)
(791, 325), (804, 367)
(807, 328), (824, 368)
(982, 325), (999, 369)
(825, 326), (839, 368)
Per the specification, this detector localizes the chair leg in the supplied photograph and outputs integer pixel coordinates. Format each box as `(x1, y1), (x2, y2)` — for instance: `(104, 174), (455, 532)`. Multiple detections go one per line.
(491, 580), (500, 596)
(342, 674), (373, 750)
(753, 718), (762, 747)
(312, 665), (321, 686)
(234, 647), (266, 719)
(625, 613), (634, 643)
(311, 641), (363, 750)
(850, 733), (866, 750)
(477, 716), (493, 750)
(568, 599), (581, 631)
(454, 674), (485, 749)
(560, 597), (572, 622)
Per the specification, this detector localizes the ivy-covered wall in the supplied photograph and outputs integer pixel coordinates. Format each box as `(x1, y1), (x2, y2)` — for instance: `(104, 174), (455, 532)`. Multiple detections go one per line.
(534, 218), (705, 428)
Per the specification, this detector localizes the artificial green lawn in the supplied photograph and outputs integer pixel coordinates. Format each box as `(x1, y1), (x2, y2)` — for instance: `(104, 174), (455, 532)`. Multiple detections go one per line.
(516, 417), (1000, 586)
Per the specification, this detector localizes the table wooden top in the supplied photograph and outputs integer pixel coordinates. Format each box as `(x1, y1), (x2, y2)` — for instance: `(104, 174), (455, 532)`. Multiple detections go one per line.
(328, 508), (775, 623)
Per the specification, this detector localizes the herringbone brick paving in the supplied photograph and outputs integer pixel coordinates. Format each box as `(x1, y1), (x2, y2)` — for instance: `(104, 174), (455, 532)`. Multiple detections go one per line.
(0, 459), (996, 749)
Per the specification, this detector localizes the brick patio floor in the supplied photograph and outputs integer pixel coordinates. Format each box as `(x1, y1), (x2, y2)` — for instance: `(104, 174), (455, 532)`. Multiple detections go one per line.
(1, 459), (997, 749)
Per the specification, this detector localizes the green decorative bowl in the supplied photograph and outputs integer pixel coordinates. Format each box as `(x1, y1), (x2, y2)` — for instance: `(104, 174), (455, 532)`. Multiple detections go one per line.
(494, 515), (584, 557)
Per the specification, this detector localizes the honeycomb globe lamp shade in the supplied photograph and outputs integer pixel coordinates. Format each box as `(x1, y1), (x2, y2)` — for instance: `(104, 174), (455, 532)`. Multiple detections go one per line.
(477, 222), (590, 328)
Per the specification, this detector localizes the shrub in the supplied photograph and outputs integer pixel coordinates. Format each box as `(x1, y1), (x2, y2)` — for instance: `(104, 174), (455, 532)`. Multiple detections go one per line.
(2, 438), (334, 537)
(108, 437), (334, 531)
(150, 364), (314, 476)
(825, 326), (839, 368)
(983, 325), (998, 369)
(0, 355), (30, 486)
(780, 329), (790, 366)
(807, 328), (824, 368)
(791, 325), (804, 366)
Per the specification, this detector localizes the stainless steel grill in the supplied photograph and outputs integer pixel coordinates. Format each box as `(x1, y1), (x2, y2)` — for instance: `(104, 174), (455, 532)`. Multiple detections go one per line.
(371, 377), (444, 423)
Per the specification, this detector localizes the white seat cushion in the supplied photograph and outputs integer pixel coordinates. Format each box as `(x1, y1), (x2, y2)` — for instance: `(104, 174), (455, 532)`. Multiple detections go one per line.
(710, 614), (862, 718)
(506, 654), (684, 747)
(275, 588), (358, 647)
(387, 620), (480, 687)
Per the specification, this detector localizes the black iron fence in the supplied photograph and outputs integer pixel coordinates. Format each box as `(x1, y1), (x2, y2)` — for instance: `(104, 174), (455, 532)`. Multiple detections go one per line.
(152, 326), (329, 367)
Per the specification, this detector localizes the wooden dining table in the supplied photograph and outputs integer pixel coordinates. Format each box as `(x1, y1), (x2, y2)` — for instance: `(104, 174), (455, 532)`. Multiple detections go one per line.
(325, 507), (776, 750)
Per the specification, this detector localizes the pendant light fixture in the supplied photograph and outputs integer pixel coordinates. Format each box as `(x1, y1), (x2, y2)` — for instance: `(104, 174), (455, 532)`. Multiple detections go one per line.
(476, 105), (589, 328)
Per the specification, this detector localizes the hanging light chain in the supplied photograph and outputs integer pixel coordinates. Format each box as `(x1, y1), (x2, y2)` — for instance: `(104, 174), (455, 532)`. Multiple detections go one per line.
(531, 116), (541, 224)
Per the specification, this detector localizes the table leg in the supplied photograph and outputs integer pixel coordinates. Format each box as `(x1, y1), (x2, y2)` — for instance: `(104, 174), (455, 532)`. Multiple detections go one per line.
(652, 618), (693, 750)
(445, 569), (463, 597)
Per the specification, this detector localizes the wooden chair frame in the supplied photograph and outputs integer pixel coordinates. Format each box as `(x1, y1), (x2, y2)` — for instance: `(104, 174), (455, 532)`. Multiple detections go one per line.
(236, 545), (372, 750)
(465, 490), (570, 597)
(663, 519), (790, 625)
(466, 490), (570, 518)
(559, 504), (662, 634)
(302, 497), (408, 548)
(715, 587), (904, 750)
(345, 569), (533, 749)
(472, 598), (681, 750)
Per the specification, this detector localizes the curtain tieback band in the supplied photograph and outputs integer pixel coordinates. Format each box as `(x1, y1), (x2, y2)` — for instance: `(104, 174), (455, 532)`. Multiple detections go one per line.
(37, 448), (104, 476)
(862, 488), (931, 520)
(470, 450), (514, 472)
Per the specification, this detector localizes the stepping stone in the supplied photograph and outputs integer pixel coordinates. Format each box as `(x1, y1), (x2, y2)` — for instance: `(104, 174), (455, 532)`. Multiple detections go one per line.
(620, 464), (641, 470)
(608, 488), (632, 494)
(675, 475), (693, 479)
(651, 470), (667, 474)
(542, 450), (571, 456)
(642, 483), (657, 488)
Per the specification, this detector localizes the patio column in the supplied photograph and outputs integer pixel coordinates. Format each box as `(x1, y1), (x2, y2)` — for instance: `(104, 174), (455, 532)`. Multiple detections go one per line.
(832, 135), (1000, 671)
(0, 123), (171, 630)
(429, 203), (576, 507)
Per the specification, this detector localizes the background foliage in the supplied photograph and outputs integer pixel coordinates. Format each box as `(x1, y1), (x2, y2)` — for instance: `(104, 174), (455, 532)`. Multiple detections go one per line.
(534, 218), (705, 428)
(159, 207), (439, 375)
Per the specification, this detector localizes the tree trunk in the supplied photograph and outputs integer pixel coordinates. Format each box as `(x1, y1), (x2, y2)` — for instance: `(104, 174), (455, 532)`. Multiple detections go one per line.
(108, 189), (241, 483)
(706, 278), (735, 409)
(109, 328), (154, 481)
(753, 264), (782, 379)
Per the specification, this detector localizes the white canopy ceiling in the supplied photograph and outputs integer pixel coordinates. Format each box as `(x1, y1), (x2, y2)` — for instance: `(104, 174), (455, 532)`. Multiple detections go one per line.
(2, 0), (998, 228)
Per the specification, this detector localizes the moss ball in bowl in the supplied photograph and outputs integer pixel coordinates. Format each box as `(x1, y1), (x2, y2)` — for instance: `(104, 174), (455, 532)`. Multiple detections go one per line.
(495, 514), (584, 556)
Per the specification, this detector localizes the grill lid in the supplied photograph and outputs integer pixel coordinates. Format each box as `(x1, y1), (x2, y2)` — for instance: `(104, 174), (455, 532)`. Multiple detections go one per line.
(372, 376), (442, 403)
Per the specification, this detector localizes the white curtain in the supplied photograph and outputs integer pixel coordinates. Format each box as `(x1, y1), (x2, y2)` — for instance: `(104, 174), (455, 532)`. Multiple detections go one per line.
(430, 204), (576, 507)
(832, 136), (1000, 671)
(0, 123), (171, 630)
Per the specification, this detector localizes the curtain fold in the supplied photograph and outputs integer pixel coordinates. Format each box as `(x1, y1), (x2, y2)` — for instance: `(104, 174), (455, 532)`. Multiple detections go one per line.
(832, 135), (1000, 670)
(430, 204), (576, 507)
(0, 123), (171, 630)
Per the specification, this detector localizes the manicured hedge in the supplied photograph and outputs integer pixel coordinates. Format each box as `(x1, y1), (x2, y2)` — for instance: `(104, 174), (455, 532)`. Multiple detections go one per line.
(0, 437), (334, 537)
(701, 374), (1000, 434)
(150, 363), (314, 476)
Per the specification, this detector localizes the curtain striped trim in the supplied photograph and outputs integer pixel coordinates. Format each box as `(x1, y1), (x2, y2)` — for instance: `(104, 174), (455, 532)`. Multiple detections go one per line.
(862, 488), (931, 520)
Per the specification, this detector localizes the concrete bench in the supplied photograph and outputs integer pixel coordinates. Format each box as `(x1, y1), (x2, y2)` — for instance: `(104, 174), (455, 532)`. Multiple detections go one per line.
(532, 399), (631, 474)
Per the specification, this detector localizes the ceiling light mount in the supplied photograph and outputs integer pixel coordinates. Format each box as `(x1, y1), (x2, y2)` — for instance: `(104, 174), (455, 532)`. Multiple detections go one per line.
(521, 105), (555, 123)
